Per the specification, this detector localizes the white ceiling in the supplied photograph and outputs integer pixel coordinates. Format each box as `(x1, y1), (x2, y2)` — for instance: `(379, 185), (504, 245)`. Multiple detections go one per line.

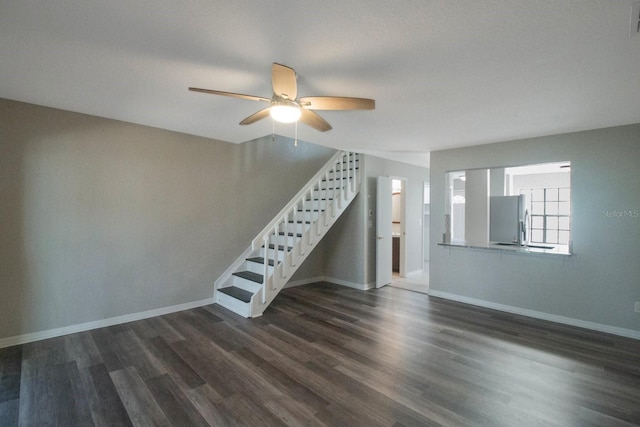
(2, 1), (639, 168)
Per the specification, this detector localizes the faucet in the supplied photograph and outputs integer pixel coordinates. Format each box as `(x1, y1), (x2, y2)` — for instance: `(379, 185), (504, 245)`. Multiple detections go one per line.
(518, 210), (529, 246)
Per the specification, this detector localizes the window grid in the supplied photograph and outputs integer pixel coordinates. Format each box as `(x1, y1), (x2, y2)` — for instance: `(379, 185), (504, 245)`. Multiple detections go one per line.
(520, 187), (570, 246)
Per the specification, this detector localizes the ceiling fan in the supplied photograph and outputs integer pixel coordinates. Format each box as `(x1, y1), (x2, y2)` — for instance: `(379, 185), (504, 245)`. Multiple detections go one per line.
(189, 63), (375, 132)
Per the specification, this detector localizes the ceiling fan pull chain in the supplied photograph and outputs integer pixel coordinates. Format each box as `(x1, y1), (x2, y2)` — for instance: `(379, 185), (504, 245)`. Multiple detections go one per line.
(294, 121), (298, 147)
(272, 119), (275, 142)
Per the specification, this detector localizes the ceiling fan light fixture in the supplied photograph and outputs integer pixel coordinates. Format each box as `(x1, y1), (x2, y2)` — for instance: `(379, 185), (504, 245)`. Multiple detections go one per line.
(270, 101), (301, 123)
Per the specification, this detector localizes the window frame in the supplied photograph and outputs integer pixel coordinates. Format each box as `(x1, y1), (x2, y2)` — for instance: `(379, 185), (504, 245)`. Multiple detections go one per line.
(520, 187), (571, 247)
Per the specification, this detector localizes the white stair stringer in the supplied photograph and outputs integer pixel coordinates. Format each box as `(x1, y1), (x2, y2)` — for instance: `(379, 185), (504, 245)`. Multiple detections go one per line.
(213, 151), (361, 318)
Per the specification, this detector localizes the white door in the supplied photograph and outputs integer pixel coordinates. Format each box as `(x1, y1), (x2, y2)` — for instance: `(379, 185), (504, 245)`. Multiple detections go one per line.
(376, 176), (392, 288)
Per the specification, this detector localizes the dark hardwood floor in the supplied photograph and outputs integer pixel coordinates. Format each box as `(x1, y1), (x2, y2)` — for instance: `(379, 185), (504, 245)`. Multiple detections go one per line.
(1, 282), (639, 426)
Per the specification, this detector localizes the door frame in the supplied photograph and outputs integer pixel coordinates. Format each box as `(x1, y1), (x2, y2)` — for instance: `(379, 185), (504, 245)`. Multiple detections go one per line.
(376, 176), (392, 288)
(422, 181), (430, 264)
(395, 177), (408, 278)
(376, 176), (409, 288)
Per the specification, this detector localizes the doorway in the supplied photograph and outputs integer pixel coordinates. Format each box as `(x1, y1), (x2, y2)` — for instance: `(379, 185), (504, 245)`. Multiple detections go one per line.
(377, 176), (430, 293)
(376, 176), (407, 288)
(391, 179), (405, 279)
(376, 176), (392, 288)
(388, 181), (430, 294)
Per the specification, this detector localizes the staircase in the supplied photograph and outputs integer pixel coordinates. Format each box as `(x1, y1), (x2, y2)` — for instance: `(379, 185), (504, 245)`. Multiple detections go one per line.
(214, 151), (361, 317)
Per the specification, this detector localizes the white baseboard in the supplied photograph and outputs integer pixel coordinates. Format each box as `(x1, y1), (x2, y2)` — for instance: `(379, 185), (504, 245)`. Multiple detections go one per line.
(0, 297), (215, 349)
(284, 276), (325, 289)
(286, 276), (375, 291)
(322, 276), (375, 291)
(429, 290), (640, 340)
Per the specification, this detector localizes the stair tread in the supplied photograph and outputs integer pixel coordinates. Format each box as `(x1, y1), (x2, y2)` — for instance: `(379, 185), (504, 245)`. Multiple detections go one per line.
(218, 286), (253, 303)
(232, 270), (263, 283)
(247, 257), (275, 266)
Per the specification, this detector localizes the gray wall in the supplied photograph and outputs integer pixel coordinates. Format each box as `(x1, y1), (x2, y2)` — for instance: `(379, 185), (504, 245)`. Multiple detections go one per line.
(323, 155), (430, 286)
(0, 98), (333, 340)
(322, 191), (367, 285)
(430, 124), (640, 335)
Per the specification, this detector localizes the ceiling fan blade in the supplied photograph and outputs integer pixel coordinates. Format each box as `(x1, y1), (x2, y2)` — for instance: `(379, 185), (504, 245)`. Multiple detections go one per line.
(239, 107), (272, 125)
(272, 63), (297, 100)
(299, 109), (332, 132)
(299, 96), (375, 110)
(189, 87), (270, 103)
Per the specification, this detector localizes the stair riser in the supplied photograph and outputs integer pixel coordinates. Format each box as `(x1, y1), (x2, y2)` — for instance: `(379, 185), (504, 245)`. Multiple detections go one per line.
(294, 211), (322, 222)
(303, 200), (330, 210)
(334, 159), (359, 168)
(246, 261), (275, 275)
(216, 291), (251, 317)
(317, 182), (348, 191)
(231, 275), (263, 293)
(269, 234), (299, 247)
(284, 223), (311, 234)
(320, 177), (348, 185)
(259, 247), (287, 260)
(328, 170), (353, 179)
(321, 175), (353, 185)
(329, 162), (359, 176)
(311, 189), (339, 199)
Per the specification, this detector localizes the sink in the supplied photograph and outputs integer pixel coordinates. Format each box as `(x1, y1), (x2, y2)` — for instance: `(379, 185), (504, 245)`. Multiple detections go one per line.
(493, 242), (554, 250)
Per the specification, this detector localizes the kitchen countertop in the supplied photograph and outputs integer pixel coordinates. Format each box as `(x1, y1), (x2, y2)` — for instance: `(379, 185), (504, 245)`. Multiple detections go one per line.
(438, 241), (572, 256)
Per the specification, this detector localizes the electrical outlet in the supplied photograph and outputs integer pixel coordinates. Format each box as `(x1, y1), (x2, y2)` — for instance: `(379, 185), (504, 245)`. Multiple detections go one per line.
(635, 302), (640, 313)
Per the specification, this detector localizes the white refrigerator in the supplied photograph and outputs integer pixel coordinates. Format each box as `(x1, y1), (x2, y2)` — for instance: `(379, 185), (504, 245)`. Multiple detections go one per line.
(490, 195), (528, 245)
